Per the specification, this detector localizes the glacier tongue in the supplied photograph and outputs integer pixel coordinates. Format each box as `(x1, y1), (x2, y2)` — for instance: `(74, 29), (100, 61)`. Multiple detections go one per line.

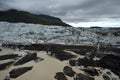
(0, 22), (119, 46)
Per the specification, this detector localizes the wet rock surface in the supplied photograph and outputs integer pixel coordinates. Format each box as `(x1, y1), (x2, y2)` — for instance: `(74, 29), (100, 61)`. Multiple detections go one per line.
(63, 66), (76, 77)
(47, 50), (77, 61)
(76, 57), (96, 67)
(0, 48), (2, 51)
(74, 73), (95, 80)
(103, 74), (111, 80)
(80, 68), (99, 76)
(33, 57), (44, 63)
(0, 54), (19, 60)
(69, 60), (76, 66)
(55, 72), (68, 80)
(0, 61), (14, 70)
(9, 66), (33, 78)
(0, 44), (120, 80)
(14, 53), (37, 66)
(97, 54), (120, 76)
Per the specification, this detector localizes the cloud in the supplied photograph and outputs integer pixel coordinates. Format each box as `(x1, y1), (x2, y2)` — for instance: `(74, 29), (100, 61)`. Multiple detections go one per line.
(0, 0), (120, 24)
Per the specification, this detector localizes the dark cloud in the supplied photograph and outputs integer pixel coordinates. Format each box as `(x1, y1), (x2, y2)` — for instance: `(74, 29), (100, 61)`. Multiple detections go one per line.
(0, 0), (120, 23)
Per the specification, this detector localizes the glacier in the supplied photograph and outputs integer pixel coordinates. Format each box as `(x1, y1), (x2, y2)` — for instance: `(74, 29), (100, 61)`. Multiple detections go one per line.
(0, 22), (119, 46)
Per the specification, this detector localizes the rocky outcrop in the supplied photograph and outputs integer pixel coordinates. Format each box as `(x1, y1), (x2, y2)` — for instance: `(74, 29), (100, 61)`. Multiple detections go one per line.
(97, 54), (120, 77)
(0, 61), (14, 70)
(47, 50), (76, 61)
(9, 66), (33, 78)
(14, 53), (37, 66)
(76, 57), (96, 67)
(0, 54), (19, 60)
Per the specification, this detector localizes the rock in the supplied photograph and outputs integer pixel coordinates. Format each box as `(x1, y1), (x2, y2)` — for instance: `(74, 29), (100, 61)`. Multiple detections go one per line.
(63, 66), (76, 77)
(33, 57), (44, 63)
(0, 61), (14, 70)
(4, 76), (10, 80)
(0, 48), (2, 51)
(81, 68), (99, 76)
(55, 72), (68, 80)
(106, 71), (112, 76)
(0, 54), (19, 60)
(69, 60), (76, 66)
(74, 73), (95, 80)
(97, 54), (120, 77)
(71, 49), (95, 56)
(112, 78), (117, 80)
(9, 66), (33, 78)
(47, 50), (76, 61)
(14, 53), (37, 66)
(76, 57), (96, 67)
(103, 74), (111, 80)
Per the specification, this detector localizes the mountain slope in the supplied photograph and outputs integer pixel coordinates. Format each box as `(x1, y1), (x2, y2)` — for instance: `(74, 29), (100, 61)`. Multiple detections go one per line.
(0, 9), (71, 27)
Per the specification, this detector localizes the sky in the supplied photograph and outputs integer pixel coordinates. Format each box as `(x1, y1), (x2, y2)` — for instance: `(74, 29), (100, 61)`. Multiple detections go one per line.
(0, 0), (120, 27)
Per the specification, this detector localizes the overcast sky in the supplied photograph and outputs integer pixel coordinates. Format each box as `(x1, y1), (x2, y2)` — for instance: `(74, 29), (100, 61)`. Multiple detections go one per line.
(0, 0), (120, 27)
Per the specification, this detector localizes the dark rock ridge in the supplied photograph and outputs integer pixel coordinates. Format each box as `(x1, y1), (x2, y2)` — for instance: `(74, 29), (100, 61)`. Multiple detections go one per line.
(9, 66), (33, 78)
(0, 9), (71, 27)
(0, 61), (14, 70)
(0, 54), (19, 60)
(55, 72), (68, 80)
(14, 53), (37, 66)
(2, 43), (96, 52)
(47, 50), (76, 61)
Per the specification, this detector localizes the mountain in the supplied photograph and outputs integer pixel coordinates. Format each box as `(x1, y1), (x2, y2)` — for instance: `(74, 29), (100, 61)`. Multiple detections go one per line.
(0, 9), (71, 27)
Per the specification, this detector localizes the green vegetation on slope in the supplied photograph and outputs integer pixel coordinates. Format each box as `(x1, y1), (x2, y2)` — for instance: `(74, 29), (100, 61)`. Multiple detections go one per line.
(0, 9), (71, 27)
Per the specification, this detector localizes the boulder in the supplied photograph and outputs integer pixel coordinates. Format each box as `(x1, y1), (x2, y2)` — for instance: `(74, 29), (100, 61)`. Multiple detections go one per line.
(63, 66), (76, 77)
(55, 72), (68, 80)
(9, 66), (33, 78)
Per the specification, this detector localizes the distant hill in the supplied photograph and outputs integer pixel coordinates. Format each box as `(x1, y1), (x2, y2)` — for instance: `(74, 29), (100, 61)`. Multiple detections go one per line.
(0, 9), (71, 27)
